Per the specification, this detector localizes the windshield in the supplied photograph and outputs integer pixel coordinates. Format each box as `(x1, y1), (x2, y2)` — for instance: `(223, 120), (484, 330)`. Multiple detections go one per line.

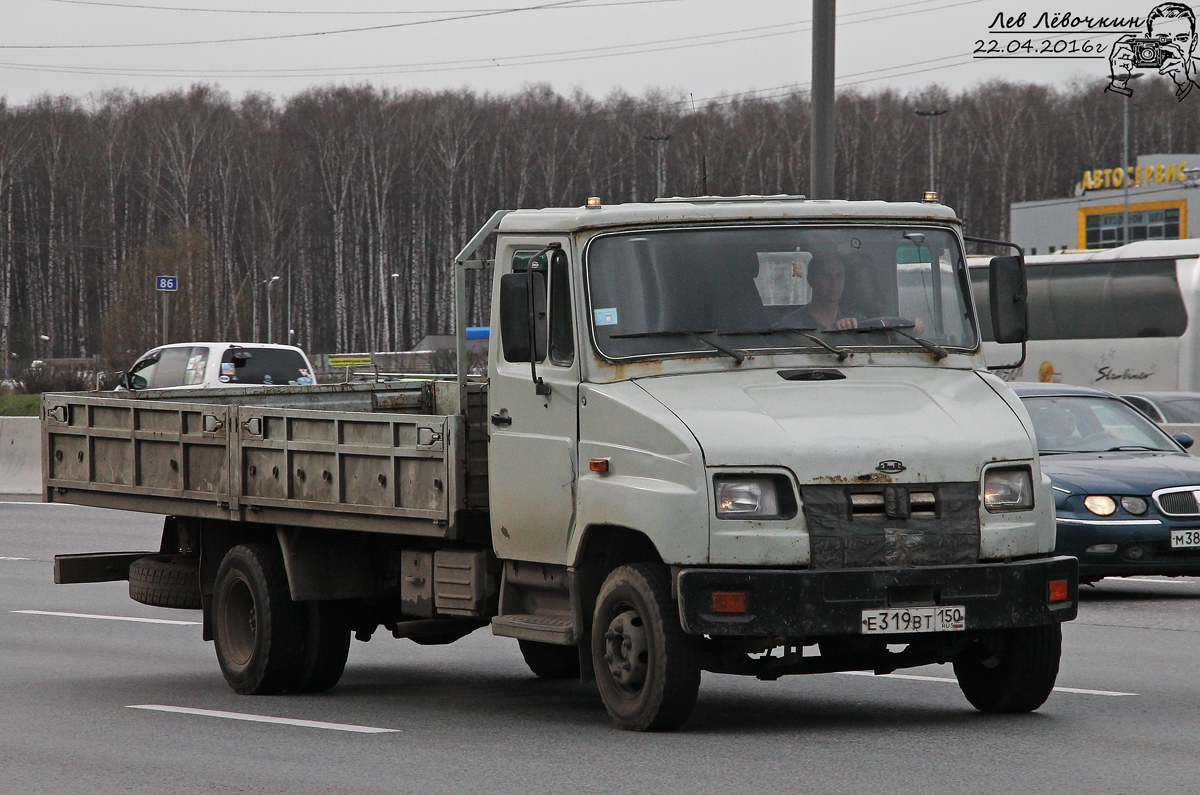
(1023, 395), (1181, 454)
(586, 225), (977, 360)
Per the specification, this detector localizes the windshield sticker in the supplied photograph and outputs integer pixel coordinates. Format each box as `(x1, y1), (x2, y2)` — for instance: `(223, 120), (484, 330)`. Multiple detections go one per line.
(219, 375), (230, 383)
(594, 307), (619, 326)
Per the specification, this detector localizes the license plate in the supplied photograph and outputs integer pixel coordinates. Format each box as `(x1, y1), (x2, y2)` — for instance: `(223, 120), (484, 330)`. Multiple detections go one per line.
(1170, 529), (1200, 548)
(860, 605), (966, 634)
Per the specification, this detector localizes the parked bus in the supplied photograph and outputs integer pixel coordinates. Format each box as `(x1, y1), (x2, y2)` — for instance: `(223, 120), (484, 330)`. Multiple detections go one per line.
(969, 239), (1200, 390)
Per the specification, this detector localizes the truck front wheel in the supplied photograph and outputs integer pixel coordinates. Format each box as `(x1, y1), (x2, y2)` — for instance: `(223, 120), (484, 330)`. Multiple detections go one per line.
(213, 544), (304, 695)
(591, 563), (701, 731)
(953, 623), (1062, 713)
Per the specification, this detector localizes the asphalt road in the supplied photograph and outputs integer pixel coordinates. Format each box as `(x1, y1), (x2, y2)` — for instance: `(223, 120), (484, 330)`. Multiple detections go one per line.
(2, 499), (1199, 795)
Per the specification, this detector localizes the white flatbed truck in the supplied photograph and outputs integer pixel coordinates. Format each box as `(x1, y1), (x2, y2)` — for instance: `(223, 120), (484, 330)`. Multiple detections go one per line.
(46, 196), (1077, 731)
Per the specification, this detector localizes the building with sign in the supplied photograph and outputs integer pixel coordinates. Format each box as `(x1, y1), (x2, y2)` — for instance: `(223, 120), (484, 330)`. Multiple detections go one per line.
(1009, 153), (1200, 254)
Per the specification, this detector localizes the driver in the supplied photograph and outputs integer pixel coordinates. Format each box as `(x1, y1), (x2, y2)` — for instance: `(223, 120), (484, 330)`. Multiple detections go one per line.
(775, 255), (861, 330)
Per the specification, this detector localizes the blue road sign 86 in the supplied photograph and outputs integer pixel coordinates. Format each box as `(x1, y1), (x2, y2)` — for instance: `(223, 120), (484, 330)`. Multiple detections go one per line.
(156, 276), (178, 291)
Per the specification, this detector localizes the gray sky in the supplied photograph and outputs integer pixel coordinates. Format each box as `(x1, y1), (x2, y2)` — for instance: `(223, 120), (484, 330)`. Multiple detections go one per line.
(0, 0), (1156, 105)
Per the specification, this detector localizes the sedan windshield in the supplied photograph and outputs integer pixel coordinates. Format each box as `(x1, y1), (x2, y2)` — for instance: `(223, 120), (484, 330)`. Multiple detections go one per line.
(1023, 395), (1181, 454)
(586, 225), (977, 361)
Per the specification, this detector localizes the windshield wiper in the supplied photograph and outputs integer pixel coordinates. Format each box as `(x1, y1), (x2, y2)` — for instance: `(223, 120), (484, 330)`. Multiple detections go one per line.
(610, 329), (746, 364)
(1103, 445), (1165, 452)
(721, 326), (850, 362)
(842, 319), (948, 360)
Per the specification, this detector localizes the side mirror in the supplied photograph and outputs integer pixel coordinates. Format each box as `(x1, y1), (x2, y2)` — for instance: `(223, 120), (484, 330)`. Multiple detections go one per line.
(1174, 432), (1194, 450)
(499, 272), (546, 363)
(989, 255), (1028, 344)
(117, 371), (130, 390)
(129, 373), (148, 390)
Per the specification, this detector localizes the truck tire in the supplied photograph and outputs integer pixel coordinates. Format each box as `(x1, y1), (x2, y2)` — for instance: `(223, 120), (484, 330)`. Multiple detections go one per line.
(213, 544), (304, 695)
(289, 600), (352, 694)
(591, 563), (701, 731)
(519, 639), (580, 680)
(128, 555), (201, 610)
(953, 623), (1062, 713)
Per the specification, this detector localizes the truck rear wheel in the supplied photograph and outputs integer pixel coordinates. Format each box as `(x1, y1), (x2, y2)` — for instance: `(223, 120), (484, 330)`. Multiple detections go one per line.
(289, 600), (352, 693)
(128, 554), (201, 610)
(591, 563), (701, 731)
(213, 544), (304, 695)
(953, 623), (1062, 713)
(519, 640), (580, 680)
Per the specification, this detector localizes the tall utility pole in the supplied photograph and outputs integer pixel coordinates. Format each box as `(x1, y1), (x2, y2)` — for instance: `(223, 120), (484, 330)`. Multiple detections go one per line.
(644, 133), (672, 198)
(915, 109), (948, 193)
(810, 0), (836, 199)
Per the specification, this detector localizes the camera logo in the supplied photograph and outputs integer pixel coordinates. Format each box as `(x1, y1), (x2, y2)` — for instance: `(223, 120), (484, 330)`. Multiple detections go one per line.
(1108, 2), (1199, 99)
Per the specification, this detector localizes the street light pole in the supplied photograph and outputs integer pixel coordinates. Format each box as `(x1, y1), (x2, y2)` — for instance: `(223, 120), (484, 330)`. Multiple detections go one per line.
(915, 109), (948, 193)
(644, 134), (672, 197)
(263, 275), (280, 344)
(1111, 72), (1142, 247)
(390, 273), (401, 351)
(810, 0), (836, 199)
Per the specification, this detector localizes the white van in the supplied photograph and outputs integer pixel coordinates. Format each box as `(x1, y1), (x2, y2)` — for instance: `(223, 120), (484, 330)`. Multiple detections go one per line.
(969, 238), (1200, 389)
(122, 343), (316, 390)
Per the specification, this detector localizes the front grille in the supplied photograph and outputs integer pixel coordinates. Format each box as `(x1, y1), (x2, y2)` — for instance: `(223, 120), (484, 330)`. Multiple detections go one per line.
(801, 483), (980, 569)
(1156, 490), (1200, 516)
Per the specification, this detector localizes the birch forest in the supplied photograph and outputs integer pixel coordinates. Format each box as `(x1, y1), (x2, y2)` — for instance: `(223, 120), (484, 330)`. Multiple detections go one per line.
(1, 76), (1197, 367)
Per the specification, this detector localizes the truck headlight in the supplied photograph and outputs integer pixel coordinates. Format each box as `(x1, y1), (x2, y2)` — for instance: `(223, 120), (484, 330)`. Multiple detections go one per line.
(714, 475), (796, 519)
(983, 467), (1034, 512)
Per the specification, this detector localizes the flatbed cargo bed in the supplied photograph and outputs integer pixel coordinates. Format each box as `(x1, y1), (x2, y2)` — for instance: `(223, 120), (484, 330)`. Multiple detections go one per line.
(41, 379), (488, 540)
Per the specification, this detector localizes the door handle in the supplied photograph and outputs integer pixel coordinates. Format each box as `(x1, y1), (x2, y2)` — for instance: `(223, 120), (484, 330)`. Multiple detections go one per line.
(490, 413), (512, 427)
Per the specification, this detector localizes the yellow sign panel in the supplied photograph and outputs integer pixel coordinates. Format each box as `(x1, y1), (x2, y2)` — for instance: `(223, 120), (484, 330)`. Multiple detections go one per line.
(1075, 199), (1186, 250)
(1082, 162), (1187, 190)
(328, 355), (372, 367)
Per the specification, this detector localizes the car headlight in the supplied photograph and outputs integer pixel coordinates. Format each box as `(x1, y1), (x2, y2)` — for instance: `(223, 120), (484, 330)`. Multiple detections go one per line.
(1084, 495), (1117, 516)
(714, 475), (796, 519)
(1120, 496), (1148, 515)
(983, 467), (1034, 512)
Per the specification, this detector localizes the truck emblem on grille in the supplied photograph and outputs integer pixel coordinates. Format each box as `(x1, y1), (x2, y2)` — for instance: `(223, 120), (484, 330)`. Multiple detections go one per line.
(876, 460), (906, 474)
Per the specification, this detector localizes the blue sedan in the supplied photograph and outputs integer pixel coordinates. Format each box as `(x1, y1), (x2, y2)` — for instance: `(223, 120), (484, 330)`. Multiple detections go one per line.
(1014, 383), (1200, 583)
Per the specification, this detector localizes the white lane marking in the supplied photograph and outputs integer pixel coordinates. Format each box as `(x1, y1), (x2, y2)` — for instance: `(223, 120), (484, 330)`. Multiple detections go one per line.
(12, 610), (199, 626)
(0, 501), (56, 505)
(0, 556), (30, 560)
(835, 670), (1137, 696)
(127, 705), (400, 734)
(1116, 577), (1200, 586)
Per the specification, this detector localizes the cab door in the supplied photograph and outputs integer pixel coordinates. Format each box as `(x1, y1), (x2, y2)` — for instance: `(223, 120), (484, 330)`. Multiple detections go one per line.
(487, 238), (580, 564)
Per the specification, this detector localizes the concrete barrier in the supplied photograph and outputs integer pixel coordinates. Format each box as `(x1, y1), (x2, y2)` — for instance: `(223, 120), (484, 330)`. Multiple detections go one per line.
(0, 417), (41, 494)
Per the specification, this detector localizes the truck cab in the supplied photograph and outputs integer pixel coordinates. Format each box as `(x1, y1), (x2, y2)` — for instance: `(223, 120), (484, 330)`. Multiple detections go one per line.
(478, 196), (1075, 728)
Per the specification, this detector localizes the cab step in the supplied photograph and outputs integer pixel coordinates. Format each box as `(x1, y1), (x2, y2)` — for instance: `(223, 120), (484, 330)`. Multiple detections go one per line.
(490, 614), (576, 645)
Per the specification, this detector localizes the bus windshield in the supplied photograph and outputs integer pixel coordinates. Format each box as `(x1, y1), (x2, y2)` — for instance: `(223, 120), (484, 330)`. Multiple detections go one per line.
(586, 225), (977, 361)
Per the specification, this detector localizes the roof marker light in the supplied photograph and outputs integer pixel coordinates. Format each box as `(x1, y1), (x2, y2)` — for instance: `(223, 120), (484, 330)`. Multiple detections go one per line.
(586, 197), (602, 209)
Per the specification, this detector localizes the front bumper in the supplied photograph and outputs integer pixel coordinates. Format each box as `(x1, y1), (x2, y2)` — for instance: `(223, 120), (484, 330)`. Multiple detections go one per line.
(677, 556), (1078, 637)
(1056, 517), (1200, 579)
